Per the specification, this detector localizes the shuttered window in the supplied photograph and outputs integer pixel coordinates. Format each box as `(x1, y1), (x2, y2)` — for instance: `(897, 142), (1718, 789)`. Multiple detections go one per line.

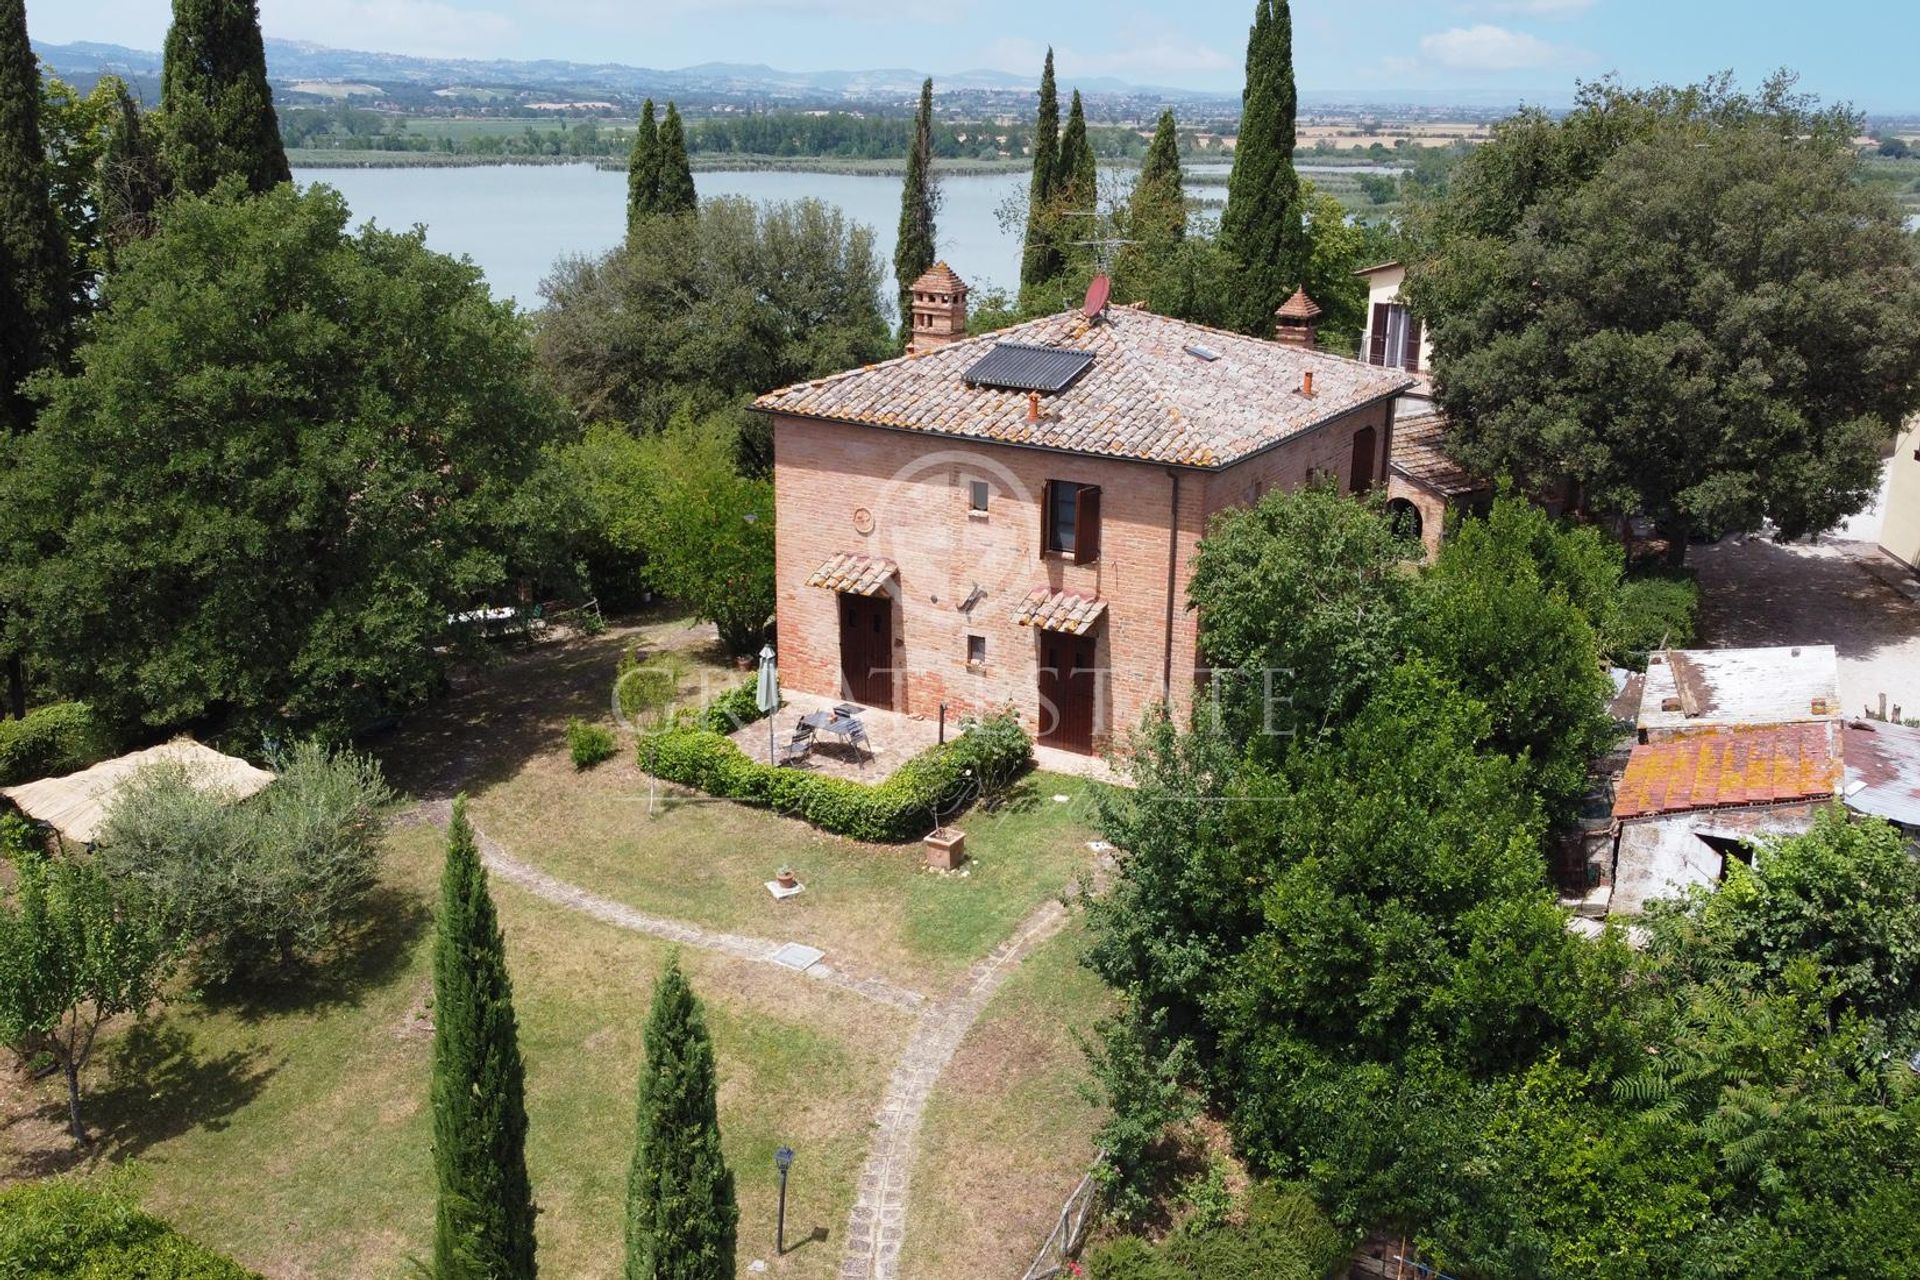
(1043, 480), (1102, 562)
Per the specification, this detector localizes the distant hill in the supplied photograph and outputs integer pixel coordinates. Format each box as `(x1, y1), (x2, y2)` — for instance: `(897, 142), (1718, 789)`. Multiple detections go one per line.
(32, 37), (1243, 115)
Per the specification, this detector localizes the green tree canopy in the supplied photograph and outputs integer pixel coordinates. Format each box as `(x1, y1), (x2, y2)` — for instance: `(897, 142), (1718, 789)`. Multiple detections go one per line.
(1019, 48), (1061, 292)
(893, 77), (938, 344)
(655, 102), (696, 217)
(160, 0), (290, 195)
(625, 953), (737, 1280)
(431, 797), (537, 1279)
(626, 99), (661, 230)
(1405, 75), (1920, 541)
(2, 181), (570, 739)
(0, 837), (175, 1142)
(1219, 0), (1306, 333)
(537, 195), (889, 432)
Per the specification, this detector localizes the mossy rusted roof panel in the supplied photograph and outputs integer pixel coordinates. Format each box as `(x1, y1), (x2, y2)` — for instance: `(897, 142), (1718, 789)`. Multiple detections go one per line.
(1613, 722), (1843, 820)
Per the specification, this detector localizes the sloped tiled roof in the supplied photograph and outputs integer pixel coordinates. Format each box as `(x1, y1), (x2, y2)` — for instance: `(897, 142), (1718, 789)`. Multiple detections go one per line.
(1390, 410), (1483, 498)
(804, 552), (897, 596)
(909, 261), (968, 295)
(1613, 722), (1843, 820)
(1012, 588), (1107, 635)
(1275, 288), (1323, 320)
(754, 308), (1415, 469)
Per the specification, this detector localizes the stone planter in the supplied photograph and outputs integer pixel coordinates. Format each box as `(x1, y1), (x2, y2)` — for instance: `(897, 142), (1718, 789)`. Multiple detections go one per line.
(924, 827), (966, 870)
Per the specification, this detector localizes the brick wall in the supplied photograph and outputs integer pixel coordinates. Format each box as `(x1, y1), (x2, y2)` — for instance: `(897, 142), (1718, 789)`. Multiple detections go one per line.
(770, 399), (1399, 752)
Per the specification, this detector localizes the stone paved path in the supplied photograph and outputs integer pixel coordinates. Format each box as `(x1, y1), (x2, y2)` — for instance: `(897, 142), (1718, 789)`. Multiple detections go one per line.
(838, 897), (1073, 1280)
(408, 799), (926, 1012)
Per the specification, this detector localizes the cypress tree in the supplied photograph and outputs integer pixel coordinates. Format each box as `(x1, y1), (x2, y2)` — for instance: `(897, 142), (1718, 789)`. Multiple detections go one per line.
(1019, 48), (1061, 292)
(160, 0), (291, 196)
(0, 0), (70, 439)
(431, 797), (537, 1280)
(1116, 108), (1185, 296)
(893, 77), (938, 345)
(96, 77), (168, 265)
(626, 99), (660, 231)
(1219, 0), (1306, 334)
(1054, 89), (1096, 212)
(655, 103), (696, 217)
(625, 954), (736, 1280)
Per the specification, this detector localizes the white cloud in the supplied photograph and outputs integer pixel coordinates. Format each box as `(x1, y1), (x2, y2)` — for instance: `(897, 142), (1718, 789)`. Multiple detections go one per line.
(258, 0), (518, 59)
(1419, 24), (1570, 72)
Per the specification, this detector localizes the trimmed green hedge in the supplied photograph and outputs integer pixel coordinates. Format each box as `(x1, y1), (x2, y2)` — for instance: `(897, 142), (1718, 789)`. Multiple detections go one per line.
(0, 702), (110, 787)
(638, 710), (1031, 843)
(699, 680), (768, 734)
(0, 1179), (261, 1278)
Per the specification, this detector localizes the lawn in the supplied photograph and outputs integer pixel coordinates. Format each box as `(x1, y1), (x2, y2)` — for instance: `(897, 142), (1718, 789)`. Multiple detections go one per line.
(897, 917), (1115, 1280)
(3, 820), (911, 1280)
(0, 615), (1115, 1278)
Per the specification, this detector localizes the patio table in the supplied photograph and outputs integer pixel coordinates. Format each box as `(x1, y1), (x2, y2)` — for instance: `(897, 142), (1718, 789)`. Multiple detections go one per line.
(800, 709), (871, 760)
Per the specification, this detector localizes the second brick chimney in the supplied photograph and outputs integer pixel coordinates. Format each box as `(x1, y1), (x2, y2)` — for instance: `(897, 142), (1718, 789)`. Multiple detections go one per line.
(1273, 286), (1323, 350)
(906, 262), (969, 355)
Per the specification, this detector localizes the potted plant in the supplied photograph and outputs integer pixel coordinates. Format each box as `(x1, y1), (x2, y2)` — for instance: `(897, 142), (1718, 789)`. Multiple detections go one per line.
(923, 827), (966, 870)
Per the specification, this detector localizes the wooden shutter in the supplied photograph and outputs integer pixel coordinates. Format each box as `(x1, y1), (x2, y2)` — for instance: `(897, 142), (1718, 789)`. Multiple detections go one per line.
(1041, 480), (1057, 554)
(1074, 485), (1101, 563)
(1368, 303), (1389, 365)
(1404, 316), (1424, 371)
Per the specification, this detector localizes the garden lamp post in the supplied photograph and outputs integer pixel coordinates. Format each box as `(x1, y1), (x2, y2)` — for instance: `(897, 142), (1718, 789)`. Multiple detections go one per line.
(774, 1144), (795, 1254)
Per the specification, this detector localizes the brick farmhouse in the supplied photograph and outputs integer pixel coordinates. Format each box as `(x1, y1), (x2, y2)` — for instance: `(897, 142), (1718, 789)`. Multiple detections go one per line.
(751, 266), (1417, 755)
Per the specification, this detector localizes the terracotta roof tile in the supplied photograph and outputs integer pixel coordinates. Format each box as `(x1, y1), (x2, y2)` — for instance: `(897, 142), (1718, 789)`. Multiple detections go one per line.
(909, 261), (968, 294)
(1012, 587), (1107, 635)
(804, 552), (897, 596)
(1390, 410), (1483, 498)
(1613, 722), (1843, 819)
(1275, 288), (1323, 320)
(754, 307), (1415, 469)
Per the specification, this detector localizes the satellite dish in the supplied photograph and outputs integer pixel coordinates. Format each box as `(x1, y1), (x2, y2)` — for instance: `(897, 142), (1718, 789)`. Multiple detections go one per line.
(1082, 274), (1112, 318)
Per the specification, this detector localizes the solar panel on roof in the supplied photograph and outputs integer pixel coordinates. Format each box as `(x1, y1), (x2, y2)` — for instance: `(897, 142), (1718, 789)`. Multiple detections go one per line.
(962, 343), (1095, 393)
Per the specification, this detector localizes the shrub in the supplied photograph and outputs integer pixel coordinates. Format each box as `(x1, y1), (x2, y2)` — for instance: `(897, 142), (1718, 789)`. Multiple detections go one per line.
(0, 1178), (261, 1278)
(615, 649), (686, 727)
(94, 742), (395, 985)
(567, 717), (617, 769)
(699, 680), (768, 734)
(1612, 568), (1700, 668)
(0, 702), (109, 786)
(637, 711), (1030, 842)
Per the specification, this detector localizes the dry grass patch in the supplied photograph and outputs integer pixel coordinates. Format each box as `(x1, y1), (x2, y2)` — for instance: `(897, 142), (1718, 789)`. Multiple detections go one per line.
(1, 821), (910, 1280)
(896, 917), (1115, 1280)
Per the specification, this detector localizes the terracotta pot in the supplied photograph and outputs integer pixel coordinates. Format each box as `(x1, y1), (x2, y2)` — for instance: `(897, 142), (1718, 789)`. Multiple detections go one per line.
(776, 868), (798, 889)
(923, 827), (966, 871)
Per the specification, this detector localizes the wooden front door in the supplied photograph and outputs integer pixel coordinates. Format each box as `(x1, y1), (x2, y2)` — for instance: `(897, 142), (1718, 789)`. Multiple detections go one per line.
(1038, 632), (1098, 754)
(838, 592), (894, 710)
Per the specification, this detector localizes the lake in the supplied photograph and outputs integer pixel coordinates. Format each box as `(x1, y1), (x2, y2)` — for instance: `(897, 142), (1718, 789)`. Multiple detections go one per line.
(297, 163), (1034, 310)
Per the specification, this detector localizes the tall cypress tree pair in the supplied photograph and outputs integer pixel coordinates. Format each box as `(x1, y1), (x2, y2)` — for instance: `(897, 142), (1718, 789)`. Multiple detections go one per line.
(625, 954), (736, 1280)
(1018, 49), (1061, 292)
(629, 100), (695, 223)
(1220, 0), (1306, 334)
(1054, 89), (1096, 214)
(894, 78), (938, 345)
(431, 798), (538, 1279)
(160, 0), (290, 196)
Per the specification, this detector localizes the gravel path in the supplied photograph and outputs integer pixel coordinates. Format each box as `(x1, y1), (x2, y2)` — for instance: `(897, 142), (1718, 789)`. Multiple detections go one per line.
(837, 897), (1072, 1280)
(408, 799), (927, 1012)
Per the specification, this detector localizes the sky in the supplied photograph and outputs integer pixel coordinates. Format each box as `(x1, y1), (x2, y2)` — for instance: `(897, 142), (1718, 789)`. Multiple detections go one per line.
(28, 0), (1920, 112)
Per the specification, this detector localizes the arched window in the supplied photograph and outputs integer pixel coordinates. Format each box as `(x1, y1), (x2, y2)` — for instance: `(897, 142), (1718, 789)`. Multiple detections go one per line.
(1387, 498), (1424, 547)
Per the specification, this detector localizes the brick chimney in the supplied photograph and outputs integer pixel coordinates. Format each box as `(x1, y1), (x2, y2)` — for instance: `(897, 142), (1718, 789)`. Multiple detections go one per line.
(906, 262), (969, 355)
(1273, 286), (1323, 350)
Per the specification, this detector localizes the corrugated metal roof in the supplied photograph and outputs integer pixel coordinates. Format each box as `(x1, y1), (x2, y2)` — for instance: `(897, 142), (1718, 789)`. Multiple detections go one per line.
(1638, 645), (1841, 736)
(1614, 722), (1843, 819)
(1843, 719), (1920, 828)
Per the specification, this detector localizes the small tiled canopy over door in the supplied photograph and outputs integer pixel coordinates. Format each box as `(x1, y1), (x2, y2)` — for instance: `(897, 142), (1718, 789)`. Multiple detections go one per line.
(1349, 426), (1379, 494)
(1038, 631), (1098, 754)
(838, 592), (894, 709)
